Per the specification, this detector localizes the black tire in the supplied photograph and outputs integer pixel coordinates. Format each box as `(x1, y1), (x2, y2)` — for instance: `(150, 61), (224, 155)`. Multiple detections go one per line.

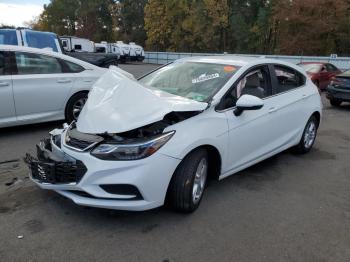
(167, 149), (208, 213)
(65, 92), (88, 124)
(104, 60), (118, 68)
(330, 99), (342, 107)
(293, 115), (319, 154)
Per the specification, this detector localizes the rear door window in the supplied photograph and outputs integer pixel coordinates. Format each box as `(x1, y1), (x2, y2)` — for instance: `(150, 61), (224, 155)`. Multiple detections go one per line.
(60, 59), (85, 73)
(273, 65), (305, 94)
(326, 64), (338, 72)
(15, 52), (63, 75)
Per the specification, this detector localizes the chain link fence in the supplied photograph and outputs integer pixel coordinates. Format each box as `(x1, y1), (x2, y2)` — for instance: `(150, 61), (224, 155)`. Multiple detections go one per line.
(144, 52), (350, 71)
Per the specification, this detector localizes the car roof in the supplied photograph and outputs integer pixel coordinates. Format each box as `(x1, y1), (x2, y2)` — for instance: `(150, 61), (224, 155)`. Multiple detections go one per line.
(178, 55), (304, 72)
(299, 62), (326, 65)
(0, 44), (99, 69)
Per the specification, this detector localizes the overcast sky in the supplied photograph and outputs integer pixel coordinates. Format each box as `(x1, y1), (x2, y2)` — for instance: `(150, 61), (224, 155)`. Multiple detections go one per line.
(0, 0), (50, 27)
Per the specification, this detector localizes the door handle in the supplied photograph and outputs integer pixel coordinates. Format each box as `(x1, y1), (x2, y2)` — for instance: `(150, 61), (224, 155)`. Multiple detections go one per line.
(268, 107), (278, 113)
(0, 82), (9, 87)
(301, 94), (307, 99)
(57, 79), (72, 84)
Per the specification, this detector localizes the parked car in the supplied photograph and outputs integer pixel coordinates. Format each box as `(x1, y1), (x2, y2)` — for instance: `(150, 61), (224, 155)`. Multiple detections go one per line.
(298, 62), (341, 90)
(25, 56), (322, 213)
(0, 45), (107, 128)
(326, 69), (350, 106)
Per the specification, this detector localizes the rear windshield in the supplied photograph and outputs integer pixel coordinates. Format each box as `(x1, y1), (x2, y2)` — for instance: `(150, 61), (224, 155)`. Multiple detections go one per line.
(0, 29), (18, 45)
(299, 63), (322, 73)
(24, 31), (59, 52)
(139, 62), (240, 102)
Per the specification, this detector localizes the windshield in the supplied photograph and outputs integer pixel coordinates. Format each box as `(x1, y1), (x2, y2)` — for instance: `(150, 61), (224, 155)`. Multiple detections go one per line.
(0, 29), (18, 45)
(139, 62), (240, 102)
(299, 63), (322, 73)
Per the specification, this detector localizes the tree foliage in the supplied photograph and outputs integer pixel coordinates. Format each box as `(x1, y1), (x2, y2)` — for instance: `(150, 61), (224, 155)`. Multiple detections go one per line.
(29, 0), (350, 55)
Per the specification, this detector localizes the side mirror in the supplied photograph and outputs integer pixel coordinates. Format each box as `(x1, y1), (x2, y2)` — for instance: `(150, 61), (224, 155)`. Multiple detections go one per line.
(234, 95), (264, 116)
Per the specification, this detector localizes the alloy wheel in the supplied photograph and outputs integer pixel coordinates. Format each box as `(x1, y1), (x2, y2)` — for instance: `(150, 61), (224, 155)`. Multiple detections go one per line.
(72, 97), (87, 120)
(192, 158), (208, 204)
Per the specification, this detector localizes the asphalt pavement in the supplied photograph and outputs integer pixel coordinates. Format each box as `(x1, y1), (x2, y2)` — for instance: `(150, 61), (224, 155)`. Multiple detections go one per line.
(0, 63), (349, 262)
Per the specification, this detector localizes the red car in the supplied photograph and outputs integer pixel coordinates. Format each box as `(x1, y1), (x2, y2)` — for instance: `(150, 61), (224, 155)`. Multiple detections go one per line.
(298, 62), (342, 90)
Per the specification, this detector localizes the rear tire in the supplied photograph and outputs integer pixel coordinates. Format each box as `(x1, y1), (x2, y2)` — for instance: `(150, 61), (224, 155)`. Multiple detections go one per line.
(65, 92), (88, 124)
(293, 115), (319, 154)
(330, 99), (342, 107)
(167, 149), (208, 213)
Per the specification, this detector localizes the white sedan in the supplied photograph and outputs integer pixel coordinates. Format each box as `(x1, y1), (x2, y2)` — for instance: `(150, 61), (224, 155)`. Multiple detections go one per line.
(0, 45), (107, 128)
(26, 56), (322, 213)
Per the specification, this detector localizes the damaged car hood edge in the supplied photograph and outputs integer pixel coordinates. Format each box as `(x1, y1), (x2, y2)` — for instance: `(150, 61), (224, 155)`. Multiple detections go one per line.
(76, 68), (208, 134)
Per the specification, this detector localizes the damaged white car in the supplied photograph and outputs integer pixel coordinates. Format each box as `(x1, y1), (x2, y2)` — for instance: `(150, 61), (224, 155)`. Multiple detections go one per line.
(25, 56), (322, 212)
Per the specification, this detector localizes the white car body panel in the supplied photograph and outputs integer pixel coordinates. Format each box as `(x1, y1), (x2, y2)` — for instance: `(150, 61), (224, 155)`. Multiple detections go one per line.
(0, 74), (17, 126)
(0, 45), (107, 128)
(28, 55), (323, 211)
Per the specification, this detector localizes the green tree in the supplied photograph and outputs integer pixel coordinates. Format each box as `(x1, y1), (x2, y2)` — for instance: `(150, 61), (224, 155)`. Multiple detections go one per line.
(272, 0), (350, 56)
(31, 0), (114, 42)
(114, 0), (148, 45)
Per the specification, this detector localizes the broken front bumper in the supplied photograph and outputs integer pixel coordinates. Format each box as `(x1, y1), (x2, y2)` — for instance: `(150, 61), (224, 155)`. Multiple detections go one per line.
(25, 139), (87, 184)
(25, 129), (181, 211)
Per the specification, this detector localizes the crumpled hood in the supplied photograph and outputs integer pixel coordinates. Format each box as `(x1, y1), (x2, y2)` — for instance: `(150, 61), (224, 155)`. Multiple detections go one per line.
(76, 68), (208, 134)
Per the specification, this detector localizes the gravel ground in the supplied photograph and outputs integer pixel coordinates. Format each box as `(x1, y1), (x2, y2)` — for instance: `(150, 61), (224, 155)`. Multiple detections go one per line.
(0, 63), (349, 262)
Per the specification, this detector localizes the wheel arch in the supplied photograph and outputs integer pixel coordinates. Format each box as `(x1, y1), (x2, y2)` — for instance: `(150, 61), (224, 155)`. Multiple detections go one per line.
(64, 90), (89, 120)
(176, 144), (222, 181)
(311, 111), (321, 128)
(164, 144), (222, 208)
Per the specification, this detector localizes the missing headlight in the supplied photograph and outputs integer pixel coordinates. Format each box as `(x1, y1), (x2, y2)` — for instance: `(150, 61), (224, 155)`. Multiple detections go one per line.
(91, 131), (175, 161)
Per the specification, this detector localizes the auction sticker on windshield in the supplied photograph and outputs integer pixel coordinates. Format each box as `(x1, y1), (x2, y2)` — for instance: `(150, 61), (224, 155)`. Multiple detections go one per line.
(192, 73), (220, 84)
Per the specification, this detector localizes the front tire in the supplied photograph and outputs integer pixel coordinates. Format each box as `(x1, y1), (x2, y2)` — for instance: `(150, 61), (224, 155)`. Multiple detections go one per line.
(167, 149), (208, 213)
(65, 92), (88, 124)
(330, 99), (342, 107)
(293, 115), (319, 154)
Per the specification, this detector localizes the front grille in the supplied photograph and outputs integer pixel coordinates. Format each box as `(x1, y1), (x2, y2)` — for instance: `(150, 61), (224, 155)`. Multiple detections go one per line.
(28, 158), (87, 184)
